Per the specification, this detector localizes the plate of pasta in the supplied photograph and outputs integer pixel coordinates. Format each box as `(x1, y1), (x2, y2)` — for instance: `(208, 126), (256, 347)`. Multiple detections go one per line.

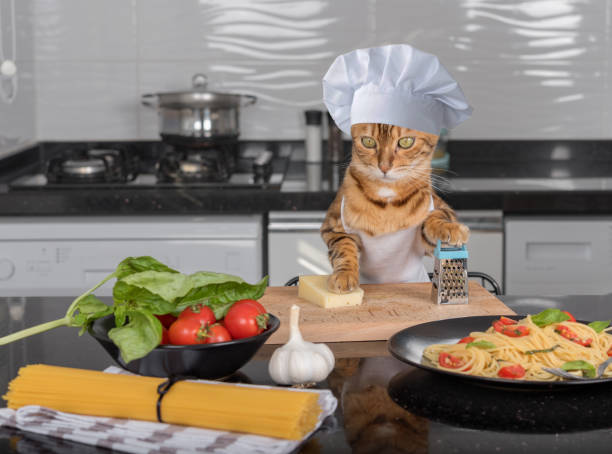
(388, 309), (612, 386)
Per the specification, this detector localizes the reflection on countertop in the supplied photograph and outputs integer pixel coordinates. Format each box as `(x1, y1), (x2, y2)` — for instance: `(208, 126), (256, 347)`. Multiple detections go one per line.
(2, 295), (612, 453)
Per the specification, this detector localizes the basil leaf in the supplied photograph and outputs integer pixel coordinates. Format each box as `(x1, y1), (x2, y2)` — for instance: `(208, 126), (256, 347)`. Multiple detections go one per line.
(113, 281), (176, 315)
(108, 311), (162, 364)
(189, 271), (245, 287)
(525, 344), (560, 355)
(466, 340), (496, 349)
(531, 309), (570, 327)
(588, 320), (611, 333)
(69, 295), (113, 334)
(115, 256), (178, 280)
(561, 360), (596, 378)
(177, 276), (269, 320)
(120, 271), (193, 303)
(114, 302), (128, 328)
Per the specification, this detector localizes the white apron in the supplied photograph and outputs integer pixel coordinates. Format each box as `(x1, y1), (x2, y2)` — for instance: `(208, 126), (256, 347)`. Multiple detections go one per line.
(341, 196), (434, 284)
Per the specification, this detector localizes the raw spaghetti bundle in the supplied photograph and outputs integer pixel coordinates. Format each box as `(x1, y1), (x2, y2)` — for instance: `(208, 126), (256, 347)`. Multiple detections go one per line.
(423, 310), (612, 381)
(3, 364), (323, 440)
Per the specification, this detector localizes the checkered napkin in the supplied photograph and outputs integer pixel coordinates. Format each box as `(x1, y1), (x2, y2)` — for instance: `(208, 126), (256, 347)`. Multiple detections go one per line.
(0, 367), (338, 454)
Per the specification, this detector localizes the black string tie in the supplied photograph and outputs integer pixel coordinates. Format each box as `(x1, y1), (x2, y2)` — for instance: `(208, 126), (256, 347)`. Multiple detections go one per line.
(156, 375), (192, 423)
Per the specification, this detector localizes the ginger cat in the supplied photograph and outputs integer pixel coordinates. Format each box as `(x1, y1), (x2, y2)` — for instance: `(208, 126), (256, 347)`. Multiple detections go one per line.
(321, 123), (469, 293)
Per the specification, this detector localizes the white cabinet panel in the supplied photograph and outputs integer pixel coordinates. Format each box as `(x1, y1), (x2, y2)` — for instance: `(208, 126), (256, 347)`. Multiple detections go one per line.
(505, 217), (612, 295)
(268, 212), (331, 286)
(269, 211), (503, 290)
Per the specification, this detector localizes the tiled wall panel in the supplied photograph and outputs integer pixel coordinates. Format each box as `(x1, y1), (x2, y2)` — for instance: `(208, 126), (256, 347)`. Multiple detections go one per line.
(0, 0), (36, 157)
(21, 0), (612, 140)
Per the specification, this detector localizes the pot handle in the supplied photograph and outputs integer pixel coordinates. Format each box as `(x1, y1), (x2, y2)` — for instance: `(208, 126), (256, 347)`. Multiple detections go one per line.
(242, 95), (257, 106)
(141, 93), (157, 108)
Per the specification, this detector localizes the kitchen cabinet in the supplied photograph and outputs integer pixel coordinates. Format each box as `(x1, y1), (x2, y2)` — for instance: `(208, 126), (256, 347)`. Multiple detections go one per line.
(268, 210), (503, 289)
(505, 216), (612, 295)
(0, 215), (262, 297)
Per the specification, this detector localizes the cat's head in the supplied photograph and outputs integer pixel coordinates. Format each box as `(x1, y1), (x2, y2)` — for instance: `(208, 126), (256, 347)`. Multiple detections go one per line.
(350, 123), (438, 182)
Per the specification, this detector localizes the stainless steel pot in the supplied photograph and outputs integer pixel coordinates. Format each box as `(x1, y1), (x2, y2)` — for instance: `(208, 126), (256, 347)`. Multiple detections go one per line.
(142, 74), (256, 142)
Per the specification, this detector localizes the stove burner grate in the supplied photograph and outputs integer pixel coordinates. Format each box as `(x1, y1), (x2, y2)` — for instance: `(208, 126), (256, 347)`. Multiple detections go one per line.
(47, 147), (138, 184)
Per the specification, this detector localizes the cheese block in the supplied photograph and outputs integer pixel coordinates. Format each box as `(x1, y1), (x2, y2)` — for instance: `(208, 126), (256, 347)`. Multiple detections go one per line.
(298, 275), (364, 308)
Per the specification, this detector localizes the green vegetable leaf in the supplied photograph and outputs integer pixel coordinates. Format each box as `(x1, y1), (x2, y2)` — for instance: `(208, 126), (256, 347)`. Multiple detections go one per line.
(189, 271), (245, 287)
(120, 271), (193, 303)
(561, 360), (596, 378)
(177, 276), (269, 320)
(525, 344), (560, 355)
(108, 311), (162, 364)
(69, 295), (113, 334)
(531, 309), (570, 327)
(466, 340), (496, 349)
(115, 256), (178, 280)
(588, 320), (611, 333)
(113, 281), (176, 315)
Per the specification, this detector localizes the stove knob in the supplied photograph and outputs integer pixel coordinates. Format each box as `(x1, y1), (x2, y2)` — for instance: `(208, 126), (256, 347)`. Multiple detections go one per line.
(0, 259), (15, 280)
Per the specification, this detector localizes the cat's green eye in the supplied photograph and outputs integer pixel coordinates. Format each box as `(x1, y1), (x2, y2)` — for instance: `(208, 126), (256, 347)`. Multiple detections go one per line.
(361, 136), (376, 149)
(398, 137), (415, 149)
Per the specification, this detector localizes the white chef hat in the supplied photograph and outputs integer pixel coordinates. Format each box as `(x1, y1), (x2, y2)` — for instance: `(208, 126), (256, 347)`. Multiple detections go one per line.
(322, 44), (472, 136)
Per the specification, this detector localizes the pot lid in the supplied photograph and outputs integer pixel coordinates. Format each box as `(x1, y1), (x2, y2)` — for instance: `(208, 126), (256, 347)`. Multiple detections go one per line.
(142, 74), (256, 109)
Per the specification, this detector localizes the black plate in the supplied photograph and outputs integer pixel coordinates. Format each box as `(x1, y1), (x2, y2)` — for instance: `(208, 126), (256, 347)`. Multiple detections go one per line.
(89, 314), (280, 379)
(388, 315), (612, 388)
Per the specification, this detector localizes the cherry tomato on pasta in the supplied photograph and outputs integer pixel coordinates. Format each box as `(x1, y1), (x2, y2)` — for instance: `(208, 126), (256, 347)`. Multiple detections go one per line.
(561, 311), (576, 322)
(498, 364), (525, 379)
(555, 324), (592, 347)
(458, 336), (474, 344)
(493, 316), (517, 332)
(501, 325), (530, 337)
(438, 352), (465, 369)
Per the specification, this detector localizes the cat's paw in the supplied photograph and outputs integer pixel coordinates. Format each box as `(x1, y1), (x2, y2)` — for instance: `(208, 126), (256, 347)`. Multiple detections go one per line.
(424, 221), (470, 246)
(328, 271), (359, 294)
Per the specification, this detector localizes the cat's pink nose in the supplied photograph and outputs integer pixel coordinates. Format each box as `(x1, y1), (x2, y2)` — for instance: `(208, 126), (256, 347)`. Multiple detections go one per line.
(379, 163), (391, 174)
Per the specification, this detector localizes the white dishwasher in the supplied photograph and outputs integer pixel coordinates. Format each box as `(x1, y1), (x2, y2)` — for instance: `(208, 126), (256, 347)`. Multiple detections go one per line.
(0, 215), (263, 296)
(505, 216), (612, 295)
(268, 210), (503, 288)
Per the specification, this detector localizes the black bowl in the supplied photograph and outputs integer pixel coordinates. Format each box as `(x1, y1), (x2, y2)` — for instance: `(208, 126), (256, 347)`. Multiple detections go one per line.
(89, 314), (280, 379)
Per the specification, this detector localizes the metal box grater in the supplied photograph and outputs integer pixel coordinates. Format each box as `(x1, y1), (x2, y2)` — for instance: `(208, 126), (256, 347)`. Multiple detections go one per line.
(431, 240), (469, 305)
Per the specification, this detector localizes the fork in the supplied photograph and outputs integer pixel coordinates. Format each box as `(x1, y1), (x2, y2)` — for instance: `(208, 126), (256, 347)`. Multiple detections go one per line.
(542, 357), (612, 381)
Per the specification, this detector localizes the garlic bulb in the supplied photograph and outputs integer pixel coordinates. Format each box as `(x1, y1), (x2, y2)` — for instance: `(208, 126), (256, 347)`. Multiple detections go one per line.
(268, 304), (335, 385)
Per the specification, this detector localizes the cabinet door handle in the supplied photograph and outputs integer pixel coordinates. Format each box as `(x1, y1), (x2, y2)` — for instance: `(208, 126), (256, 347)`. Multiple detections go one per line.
(268, 222), (323, 232)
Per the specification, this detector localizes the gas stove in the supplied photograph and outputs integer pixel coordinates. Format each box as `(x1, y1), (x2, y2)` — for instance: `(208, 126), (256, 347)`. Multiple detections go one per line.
(8, 142), (286, 190)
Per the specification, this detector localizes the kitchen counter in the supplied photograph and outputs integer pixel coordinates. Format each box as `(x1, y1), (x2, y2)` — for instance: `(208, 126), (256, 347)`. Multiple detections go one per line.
(2, 294), (612, 453)
(1, 140), (612, 216)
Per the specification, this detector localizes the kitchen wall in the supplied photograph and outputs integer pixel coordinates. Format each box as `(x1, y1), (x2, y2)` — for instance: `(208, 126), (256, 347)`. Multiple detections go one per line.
(0, 0), (36, 158)
(2, 0), (612, 143)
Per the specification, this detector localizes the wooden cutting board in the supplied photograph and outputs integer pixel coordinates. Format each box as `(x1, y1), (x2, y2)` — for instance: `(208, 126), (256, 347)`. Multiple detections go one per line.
(261, 281), (515, 344)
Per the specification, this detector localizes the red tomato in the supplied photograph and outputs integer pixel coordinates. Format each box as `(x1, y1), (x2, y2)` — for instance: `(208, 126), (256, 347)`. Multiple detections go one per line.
(493, 316), (517, 332)
(235, 299), (267, 314)
(458, 336), (474, 344)
(561, 311), (576, 322)
(168, 318), (207, 345)
(607, 346), (612, 357)
(204, 324), (232, 344)
(498, 364), (525, 379)
(155, 314), (177, 329)
(555, 324), (592, 347)
(178, 304), (216, 327)
(438, 352), (465, 369)
(160, 326), (170, 345)
(501, 325), (530, 338)
(224, 301), (269, 339)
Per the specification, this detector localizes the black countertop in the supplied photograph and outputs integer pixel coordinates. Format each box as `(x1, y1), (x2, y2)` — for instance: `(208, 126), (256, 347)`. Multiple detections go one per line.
(1, 140), (612, 215)
(2, 294), (612, 453)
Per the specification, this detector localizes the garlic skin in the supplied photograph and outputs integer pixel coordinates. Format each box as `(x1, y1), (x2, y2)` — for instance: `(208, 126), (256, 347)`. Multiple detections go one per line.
(268, 304), (335, 385)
